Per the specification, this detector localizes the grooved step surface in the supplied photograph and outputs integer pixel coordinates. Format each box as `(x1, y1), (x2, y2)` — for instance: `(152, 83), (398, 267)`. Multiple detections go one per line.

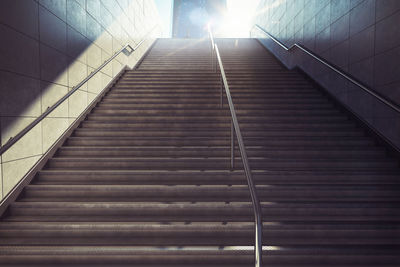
(0, 38), (399, 266)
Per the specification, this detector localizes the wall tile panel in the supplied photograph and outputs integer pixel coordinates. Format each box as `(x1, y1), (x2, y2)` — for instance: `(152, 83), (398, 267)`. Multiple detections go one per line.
(349, 0), (375, 35)
(349, 25), (375, 63)
(0, 25), (40, 78)
(351, 0), (365, 8)
(374, 46), (400, 86)
(68, 60), (88, 88)
(39, 0), (67, 21)
(330, 40), (349, 68)
(42, 117), (69, 152)
(294, 10), (304, 33)
(349, 57), (374, 87)
(0, 0), (39, 39)
(1, 119), (42, 163)
(41, 81), (69, 117)
(330, 13), (350, 47)
(40, 44), (69, 86)
(68, 89), (88, 118)
(375, 11), (400, 54)
(331, 0), (350, 23)
(315, 3), (331, 34)
(67, 25), (89, 63)
(86, 0), (101, 21)
(376, 0), (400, 21)
(0, 71), (41, 117)
(100, 3), (113, 29)
(67, 0), (87, 36)
(39, 6), (67, 53)
(316, 26), (331, 53)
(2, 156), (41, 197)
(86, 14), (102, 43)
(375, 82), (400, 106)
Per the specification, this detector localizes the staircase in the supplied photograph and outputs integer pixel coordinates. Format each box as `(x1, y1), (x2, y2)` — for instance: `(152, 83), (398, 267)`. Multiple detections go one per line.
(0, 38), (399, 266)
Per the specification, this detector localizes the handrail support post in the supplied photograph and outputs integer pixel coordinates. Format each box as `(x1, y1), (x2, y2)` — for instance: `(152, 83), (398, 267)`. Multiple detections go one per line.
(231, 120), (235, 170)
(220, 74), (223, 107)
(255, 220), (263, 267)
(215, 49), (217, 72)
(211, 44), (214, 72)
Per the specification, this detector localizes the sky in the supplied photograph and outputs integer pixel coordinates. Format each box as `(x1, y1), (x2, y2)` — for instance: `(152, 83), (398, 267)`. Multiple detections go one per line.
(153, 0), (261, 38)
(220, 0), (261, 37)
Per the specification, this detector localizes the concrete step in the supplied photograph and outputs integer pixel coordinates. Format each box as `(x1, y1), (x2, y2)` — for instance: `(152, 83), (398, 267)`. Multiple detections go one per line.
(65, 136), (376, 147)
(21, 184), (400, 202)
(96, 102), (337, 110)
(34, 170), (400, 186)
(55, 146), (385, 159)
(72, 129), (365, 138)
(45, 157), (397, 171)
(0, 249), (398, 267)
(0, 222), (399, 246)
(6, 202), (400, 222)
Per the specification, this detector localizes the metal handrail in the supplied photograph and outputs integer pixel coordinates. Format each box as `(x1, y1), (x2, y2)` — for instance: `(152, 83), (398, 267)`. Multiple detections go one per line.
(252, 24), (400, 114)
(0, 31), (153, 156)
(207, 25), (263, 267)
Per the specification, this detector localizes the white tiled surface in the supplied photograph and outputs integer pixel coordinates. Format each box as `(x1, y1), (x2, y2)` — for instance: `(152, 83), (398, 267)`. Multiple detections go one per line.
(0, 0), (163, 200)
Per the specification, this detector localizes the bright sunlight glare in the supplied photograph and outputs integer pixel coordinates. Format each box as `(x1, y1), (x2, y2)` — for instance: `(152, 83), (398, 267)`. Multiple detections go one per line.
(217, 0), (260, 37)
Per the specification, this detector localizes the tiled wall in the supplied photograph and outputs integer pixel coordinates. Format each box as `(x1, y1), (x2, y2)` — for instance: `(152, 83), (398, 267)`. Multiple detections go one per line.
(0, 0), (162, 200)
(253, 0), (400, 149)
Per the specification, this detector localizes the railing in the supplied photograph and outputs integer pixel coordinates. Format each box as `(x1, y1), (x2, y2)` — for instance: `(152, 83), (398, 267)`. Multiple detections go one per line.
(0, 33), (152, 156)
(208, 25), (263, 267)
(251, 24), (400, 115)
